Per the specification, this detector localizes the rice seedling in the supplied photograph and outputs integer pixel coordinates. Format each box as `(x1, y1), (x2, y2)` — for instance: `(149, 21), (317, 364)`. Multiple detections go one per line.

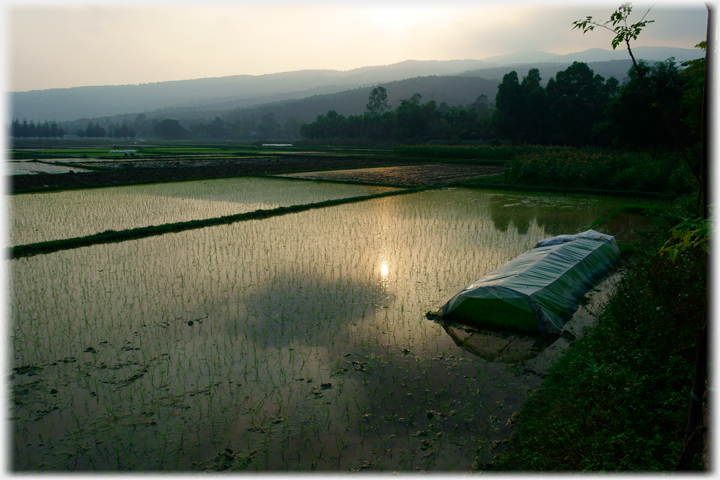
(9, 186), (662, 471)
(9, 177), (397, 247)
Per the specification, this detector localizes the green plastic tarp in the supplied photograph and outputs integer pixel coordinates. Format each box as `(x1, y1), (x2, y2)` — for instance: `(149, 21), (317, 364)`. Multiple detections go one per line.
(441, 230), (620, 335)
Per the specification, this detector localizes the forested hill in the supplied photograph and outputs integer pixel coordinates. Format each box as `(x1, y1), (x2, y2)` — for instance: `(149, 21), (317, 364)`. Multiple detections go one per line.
(133, 60), (643, 124)
(221, 76), (501, 125)
(11, 46), (701, 124)
(58, 76), (501, 133)
(11, 60), (498, 123)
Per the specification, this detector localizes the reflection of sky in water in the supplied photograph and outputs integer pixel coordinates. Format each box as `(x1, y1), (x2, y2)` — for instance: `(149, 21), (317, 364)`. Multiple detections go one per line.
(9, 188), (661, 471)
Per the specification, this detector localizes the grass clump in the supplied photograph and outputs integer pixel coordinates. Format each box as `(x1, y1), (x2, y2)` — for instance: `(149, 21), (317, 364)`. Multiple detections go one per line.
(481, 208), (706, 471)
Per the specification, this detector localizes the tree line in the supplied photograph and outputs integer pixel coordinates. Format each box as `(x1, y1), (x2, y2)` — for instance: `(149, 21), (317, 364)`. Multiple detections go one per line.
(12, 112), (304, 141)
(10, 118), (137, 139)
(301, 86), (494, 143)
(301, 58), (702, 151)
(10, 119), (65, 138)
(149, 113), (304, 140)
(494, 59), (699, 150)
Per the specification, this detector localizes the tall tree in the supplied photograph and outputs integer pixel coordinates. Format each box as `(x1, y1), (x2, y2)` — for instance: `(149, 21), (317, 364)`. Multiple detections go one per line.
(605, 59), (687, 151)
(394, 93), (437, 140)
(493, 71), (522, 142)
(546, 62), (615, 146)
(519, 68), (546, 143)
(493, 69), (545, 143)
(366, 86), (390, 115)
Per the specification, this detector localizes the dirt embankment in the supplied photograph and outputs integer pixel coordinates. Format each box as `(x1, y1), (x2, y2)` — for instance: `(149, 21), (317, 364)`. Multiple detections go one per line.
(9, 157), (504, 193)
(279, 164), (504, 186)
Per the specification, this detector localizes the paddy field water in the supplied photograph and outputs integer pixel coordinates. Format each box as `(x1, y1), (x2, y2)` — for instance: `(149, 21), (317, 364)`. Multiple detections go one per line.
(9, 182), (662, 471)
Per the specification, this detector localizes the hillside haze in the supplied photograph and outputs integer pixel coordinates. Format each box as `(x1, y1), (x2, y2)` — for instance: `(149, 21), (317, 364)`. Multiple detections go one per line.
(10, 46), (702, 124)
(11, 59), (499, 123)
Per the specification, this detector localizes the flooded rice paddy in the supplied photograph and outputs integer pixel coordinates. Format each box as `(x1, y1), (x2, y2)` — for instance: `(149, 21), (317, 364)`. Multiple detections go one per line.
(9, 184), (659, 471)
(8, 177), (396, 246)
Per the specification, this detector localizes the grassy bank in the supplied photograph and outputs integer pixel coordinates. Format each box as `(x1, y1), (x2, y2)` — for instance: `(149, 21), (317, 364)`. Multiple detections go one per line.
(479, 201), (706, 471)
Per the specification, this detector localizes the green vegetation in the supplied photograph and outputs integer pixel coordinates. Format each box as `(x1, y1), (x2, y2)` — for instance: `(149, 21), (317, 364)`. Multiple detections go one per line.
(393, 144), (696, 197)
(494, 63), (617, 146)
(481, 205), (706, 471)
(505, 148), (693, 194)
(10, 119), (65, 138)
(300, 93), (492, 143)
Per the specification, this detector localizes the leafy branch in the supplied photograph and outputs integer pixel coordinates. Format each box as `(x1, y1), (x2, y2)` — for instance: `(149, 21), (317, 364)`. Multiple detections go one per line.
(658, 216), (711, 262)
(572, 3), (654, 51)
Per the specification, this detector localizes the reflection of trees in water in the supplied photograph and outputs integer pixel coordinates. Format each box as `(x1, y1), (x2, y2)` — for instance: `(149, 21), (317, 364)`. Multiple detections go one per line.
(489, 202), (537, 234)
(489, 198), (599, 236)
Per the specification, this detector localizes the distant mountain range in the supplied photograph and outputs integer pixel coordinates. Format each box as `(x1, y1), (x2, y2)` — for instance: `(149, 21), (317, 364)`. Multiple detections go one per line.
(58, 76), (502, 133)
(10, 46), (702, 124)
(477, 46), (699, 65)
(461, 59), (637, 85)
(187, 76), (501, 125)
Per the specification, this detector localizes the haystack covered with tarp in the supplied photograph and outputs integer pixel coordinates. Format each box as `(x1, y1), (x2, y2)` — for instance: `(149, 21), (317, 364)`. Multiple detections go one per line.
(441, 230), (620, 335)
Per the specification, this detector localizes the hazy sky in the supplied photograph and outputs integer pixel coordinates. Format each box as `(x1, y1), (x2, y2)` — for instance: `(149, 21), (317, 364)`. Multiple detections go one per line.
(7, 1), (709, 92)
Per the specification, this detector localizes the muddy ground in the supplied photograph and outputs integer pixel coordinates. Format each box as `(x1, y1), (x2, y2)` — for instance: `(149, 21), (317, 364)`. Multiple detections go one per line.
(8, 157), (503, 193)
(278, 164), (504, 186)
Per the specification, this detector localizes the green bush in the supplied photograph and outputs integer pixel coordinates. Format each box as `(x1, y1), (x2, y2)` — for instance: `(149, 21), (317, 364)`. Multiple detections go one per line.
(505, 149), (693, 194)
